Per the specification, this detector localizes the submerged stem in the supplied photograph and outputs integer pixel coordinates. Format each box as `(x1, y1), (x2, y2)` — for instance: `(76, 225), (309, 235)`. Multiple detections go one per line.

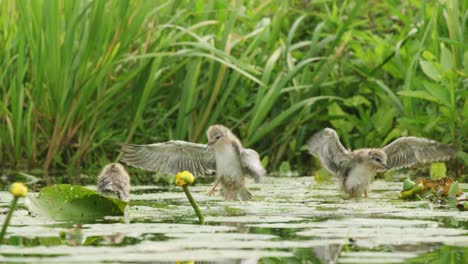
(0, 196), (19, 244)
(183, 185), (204, 225)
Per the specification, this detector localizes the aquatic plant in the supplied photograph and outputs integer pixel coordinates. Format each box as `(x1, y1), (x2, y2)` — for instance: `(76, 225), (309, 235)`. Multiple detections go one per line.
(0, 182), (28, 244)
(176, 171), (204, 224)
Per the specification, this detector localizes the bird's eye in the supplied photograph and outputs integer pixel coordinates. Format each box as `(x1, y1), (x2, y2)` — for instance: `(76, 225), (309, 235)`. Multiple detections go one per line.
(215, 135), (221, 139)
(373, 156), (382, 163)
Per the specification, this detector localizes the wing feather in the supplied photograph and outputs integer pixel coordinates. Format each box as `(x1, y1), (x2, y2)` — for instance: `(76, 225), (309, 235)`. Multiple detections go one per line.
(382, 137), (458, 170)
(240, 148), (266, 182)
(307, 128), (350, 174)
(119, 140), (216, 176)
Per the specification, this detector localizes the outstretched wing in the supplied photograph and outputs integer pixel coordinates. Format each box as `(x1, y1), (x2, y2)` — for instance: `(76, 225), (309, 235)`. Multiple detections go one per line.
(240, 148), (266, 182)
(382, 137), (458, 171)
(307, 128), (350, 174)
(119, 140), (216, 176)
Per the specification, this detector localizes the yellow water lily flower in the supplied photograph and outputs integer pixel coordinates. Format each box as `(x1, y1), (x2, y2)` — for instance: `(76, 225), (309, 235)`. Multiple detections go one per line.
(10, 182), (28, 197)
(175, 171), (195, 187)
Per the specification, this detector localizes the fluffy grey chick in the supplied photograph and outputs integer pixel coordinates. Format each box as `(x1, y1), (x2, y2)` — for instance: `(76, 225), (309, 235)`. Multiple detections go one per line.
(97, 163), (131, 202)
(120, 124), (266, 201)
(307, 128), (458, 197)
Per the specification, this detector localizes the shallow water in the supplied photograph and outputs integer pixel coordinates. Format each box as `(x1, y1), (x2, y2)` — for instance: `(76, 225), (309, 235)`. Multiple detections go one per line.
(0, 176), (467, 263)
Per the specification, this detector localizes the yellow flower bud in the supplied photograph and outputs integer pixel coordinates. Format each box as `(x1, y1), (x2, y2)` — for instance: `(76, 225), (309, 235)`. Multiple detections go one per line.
(10, 182), (28, 197)
(175, 171), (195, 187)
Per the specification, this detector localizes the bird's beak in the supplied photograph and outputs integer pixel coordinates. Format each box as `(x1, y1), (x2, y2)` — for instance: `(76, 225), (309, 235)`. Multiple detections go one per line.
(381, 162), (390, 170)
(206, 140), (216, 150)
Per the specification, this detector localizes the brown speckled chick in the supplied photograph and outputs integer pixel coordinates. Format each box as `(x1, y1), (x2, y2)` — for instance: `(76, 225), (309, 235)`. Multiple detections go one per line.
(97, 163), (131, 202)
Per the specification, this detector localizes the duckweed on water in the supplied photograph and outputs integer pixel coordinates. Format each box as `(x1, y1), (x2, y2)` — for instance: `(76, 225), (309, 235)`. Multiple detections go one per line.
(0, 177), (467, 263)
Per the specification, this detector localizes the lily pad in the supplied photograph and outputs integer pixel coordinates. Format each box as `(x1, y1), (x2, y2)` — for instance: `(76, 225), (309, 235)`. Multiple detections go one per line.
(26, 184), (127, 221)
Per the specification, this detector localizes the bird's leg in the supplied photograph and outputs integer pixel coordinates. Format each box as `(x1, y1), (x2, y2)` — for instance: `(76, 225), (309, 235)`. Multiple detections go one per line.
(227, 190), (233, 200)
(230, 189), (236, 200)
(364, 181), (371, 198)
(226, 183), (235, 200)
(208, 179), (220, 196)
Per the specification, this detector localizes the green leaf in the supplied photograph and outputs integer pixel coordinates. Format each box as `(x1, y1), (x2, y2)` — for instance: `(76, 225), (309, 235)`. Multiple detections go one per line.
(463, 98), (468, 118)
(279, 161), (291, 174)
(400, 189), (414, 199)
(422, 50), (436, 61)
(464, 51), (468, 72)
(440, 44), (453, 71)
(397, 90), (438, 103)
(448, 181), (459, 197)
(328, 102), (354, 133)
(344, 95), (371, 107)
(261, 155), (269, 169)
(26, 184), (127, 221)
(423, 81), (451, 106)
(419, 60), (442, 81)
(371, 106), (395, 135)
(382, 128), (404, 145)
(430, 162), (447, 179)
(458, 202), (468, 211)
(447, 197), (457, 208)
(402, 178), (415, 191)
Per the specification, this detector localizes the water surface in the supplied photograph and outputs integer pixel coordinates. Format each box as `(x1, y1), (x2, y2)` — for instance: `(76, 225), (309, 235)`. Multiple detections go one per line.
(0, 177), (467, 263)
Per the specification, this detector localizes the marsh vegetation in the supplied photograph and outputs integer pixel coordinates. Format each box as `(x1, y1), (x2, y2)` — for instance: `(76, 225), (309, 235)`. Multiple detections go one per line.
(0, 0), (465, 181)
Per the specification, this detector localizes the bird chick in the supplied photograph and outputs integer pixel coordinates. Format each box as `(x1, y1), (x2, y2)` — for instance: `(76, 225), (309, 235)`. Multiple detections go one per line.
(206, 125), (263, 201)
(308, 128), (458, 197)
(97, 163), (131, 202)
(120, 124), (266, 201)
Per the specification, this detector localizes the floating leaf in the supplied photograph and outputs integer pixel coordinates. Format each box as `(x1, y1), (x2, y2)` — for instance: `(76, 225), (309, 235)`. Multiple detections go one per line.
(430, 162), (447, 179)
(448, 181), (460, 197)
(457, 202), (468, 211)
(401, 177), (463, 203)
(400, 181), (423, 200)
(402, 178), (416, 191)
(26, 184), (127, 221)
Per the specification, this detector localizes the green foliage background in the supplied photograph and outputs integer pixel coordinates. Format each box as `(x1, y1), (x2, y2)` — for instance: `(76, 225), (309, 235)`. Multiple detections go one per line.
(0, 0), (466, 181)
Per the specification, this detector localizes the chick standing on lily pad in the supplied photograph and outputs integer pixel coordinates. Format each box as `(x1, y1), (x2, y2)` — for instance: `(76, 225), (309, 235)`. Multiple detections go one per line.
(120, 125), (266, 201)
(97, 163), (131, 202)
